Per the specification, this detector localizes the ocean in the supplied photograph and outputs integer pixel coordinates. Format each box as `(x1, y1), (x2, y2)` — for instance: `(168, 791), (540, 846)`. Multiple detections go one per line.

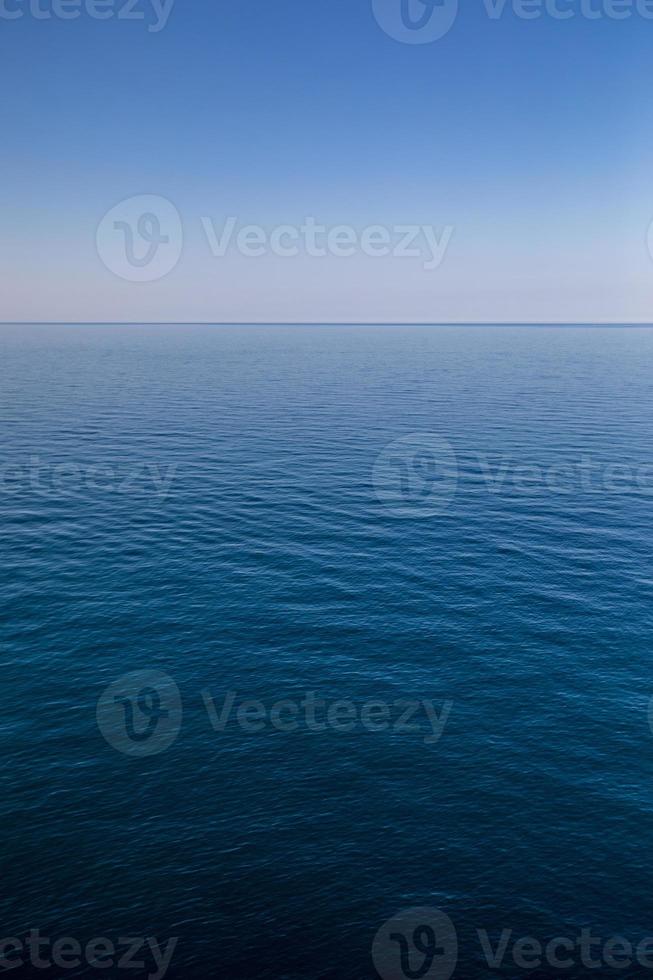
(2, 323), (653, 979)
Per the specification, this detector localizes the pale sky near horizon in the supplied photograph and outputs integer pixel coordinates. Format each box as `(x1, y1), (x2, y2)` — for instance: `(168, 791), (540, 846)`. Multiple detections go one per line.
(2, 0), (653, 323)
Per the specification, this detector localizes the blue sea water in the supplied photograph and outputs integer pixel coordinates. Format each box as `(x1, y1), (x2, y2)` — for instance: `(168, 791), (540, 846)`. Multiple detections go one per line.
(2, 323), (653, 980)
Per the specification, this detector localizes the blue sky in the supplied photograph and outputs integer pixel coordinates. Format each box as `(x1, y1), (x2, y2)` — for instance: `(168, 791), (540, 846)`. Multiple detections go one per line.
(2, 0), (652, 321)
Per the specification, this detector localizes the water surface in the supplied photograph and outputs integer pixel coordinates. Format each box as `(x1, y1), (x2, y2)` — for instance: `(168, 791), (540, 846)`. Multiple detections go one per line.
(2, 324), (653, 979)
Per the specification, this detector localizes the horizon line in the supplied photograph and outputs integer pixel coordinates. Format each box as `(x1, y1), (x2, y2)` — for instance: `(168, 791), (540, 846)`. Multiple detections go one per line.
(3, 321), (653, 328)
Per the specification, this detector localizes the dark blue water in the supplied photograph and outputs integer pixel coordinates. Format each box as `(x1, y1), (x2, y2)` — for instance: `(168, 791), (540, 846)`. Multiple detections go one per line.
(2, 324), (653, 980)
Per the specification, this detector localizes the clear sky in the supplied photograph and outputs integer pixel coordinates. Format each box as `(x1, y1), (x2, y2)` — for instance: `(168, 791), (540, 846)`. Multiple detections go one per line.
(2, 0), (653, 322)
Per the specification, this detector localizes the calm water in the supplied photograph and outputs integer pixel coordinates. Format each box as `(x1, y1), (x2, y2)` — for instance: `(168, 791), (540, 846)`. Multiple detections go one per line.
(2, 324), (653, 980)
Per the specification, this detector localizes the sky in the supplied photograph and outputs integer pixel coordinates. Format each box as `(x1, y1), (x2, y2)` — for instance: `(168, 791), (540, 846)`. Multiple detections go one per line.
(1, 0), (653, 323)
